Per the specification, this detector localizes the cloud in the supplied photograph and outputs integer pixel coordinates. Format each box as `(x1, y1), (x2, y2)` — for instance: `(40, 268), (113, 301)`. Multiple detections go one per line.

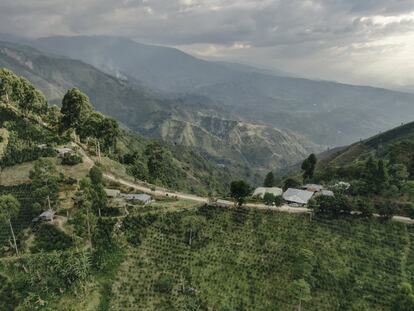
(0, 0), (413, 88)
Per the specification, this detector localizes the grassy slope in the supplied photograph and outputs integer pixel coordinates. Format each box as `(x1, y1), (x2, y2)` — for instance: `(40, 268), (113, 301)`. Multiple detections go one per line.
(318, 120), (414, 168)
(108, 205), (412, 311)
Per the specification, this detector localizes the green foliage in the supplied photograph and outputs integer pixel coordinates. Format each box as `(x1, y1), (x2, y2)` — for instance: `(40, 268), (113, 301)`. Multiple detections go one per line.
(355, 197), (374, 218)
(0, 194), (20, 223)
(263, 193), (284, 206)
(290, 279), (311, 308)
(283, 178), (302, 191)
(377, 201), (396, 221)
(7, 249), (91, 300)
(109, 206), (410, 310)
(302, 154), (317, 181)
(60, 88), (93, 132)
(230, 180), (251, 206)
(391, 283), (414, 311)
(263, 192), (276, 205)
(154, 274), (174, 293)
(309, 194), (352, 218)
(263, 171), (275, 187)
(61, 152), (83, 165)
(0, 273), (19, 311)
(31, 223), (73, 252)
(145, 141), (184, 188)
(181, 215), (207, 247)
(0, 68), (47, 115)
(29, 158), (60, 206)
(89, 165), (103, 184)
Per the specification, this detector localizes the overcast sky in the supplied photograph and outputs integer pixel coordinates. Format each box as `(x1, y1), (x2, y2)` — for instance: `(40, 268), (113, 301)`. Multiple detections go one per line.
(1, 0), (414, 89)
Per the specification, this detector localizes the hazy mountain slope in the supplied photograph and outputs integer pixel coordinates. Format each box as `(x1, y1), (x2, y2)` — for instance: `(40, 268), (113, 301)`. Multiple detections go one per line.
(32, 36), (247, 93)
(141, 115), (318, 171)
(30, 35), (414, 146)
(194, 74), (414, 145)
(319, 120), (414, 169)
(0, 41), (318, 172)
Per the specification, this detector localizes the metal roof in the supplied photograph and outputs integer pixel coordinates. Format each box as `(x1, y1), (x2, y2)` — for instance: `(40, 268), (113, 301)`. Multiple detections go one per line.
(121, 193), (151, 202)
(283, 188), (314, 204)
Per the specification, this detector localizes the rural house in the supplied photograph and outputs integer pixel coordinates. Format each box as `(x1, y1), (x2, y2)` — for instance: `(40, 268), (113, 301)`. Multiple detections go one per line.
(121, 193), (152, 204)
(282, 188), (314, 206)
(104, 189), (121, 198)
(32, 209), (56, 223)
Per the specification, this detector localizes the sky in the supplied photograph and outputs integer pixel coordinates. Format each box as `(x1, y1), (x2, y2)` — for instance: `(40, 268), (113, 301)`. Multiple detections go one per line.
(1, 0), (414, 90)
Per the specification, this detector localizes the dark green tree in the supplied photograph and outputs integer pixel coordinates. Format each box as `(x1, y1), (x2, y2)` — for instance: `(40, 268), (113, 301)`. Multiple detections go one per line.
(355, 197), (374, 218)
(283, 178), (302, 191)
(263, 171), (275, 187)
(263, 192), (276, 205)
(89, 165), (103, 185)
(60, 88), (93, 132)
(230, 180), (251, 206)
(29, 158), (60, 207)
(302, 154), (317, 180)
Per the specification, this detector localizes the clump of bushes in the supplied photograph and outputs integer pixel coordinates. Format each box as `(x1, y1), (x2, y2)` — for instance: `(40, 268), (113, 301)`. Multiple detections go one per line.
(61, 153), (83, 166)
(31, 223), (73, 252)
(154, 274), (174, 293)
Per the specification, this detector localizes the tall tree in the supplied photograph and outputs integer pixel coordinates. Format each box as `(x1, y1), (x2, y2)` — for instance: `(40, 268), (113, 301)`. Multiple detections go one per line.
(0, 195), (21, 256)
(60, 88), (93, 132)
(29, 158), (60, 207)
(230, 180), (251, 206)
(263, 171), (275, 187)
(302, 154), (317, 180)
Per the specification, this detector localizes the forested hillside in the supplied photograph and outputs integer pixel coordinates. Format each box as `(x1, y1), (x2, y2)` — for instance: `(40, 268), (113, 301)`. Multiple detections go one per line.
(279, 121), (414, 219)
(0, 69), (414, 310)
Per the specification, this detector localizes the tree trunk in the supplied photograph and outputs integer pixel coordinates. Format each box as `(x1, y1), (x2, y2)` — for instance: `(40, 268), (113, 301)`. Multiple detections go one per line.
(298, 299), (302, 311)
(189, 230), (193, 246)
(9, 219), (19, 256)
(97, 140), (101, 163)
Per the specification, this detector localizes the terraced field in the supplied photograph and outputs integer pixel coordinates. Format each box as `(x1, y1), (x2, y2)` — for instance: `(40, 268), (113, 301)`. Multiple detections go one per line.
(108, 205), (413, 311)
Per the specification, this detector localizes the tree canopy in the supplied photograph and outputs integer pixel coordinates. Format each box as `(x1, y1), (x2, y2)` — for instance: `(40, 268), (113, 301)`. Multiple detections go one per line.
(230, 180), (251, 206)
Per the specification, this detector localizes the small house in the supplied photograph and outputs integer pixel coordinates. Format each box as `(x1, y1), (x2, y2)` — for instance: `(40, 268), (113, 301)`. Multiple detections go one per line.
(104, 189), (121, 198)
(252, 187), (283, 198)
(283, 188), (314, 206)
(56, 147), (73, 158)
(32, 209), (56, 223)
(121, 193), (152, 204)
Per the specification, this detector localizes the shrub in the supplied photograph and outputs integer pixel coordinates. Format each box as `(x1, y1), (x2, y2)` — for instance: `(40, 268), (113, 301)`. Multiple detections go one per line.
(61, 153), (83, 166)
(310, 194), (352, 218)
(154, 274), (174, 293)
(31, 223), (73, 252)
(355, 197), (374, 218)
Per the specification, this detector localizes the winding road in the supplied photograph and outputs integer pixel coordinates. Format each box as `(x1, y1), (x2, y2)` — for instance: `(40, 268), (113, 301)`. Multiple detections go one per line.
(78, 145), (414, 224)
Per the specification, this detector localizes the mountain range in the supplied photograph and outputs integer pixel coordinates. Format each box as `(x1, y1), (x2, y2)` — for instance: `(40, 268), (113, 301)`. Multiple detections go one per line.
(2, 34), (414, 176)
(0, 40), (318, 174)
(27, 35), (414, 146)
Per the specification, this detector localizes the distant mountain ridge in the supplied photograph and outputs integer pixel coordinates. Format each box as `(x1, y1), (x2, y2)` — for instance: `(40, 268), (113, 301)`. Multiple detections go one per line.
(0, 40), (318, 173)
(28, 35), (414, 146)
